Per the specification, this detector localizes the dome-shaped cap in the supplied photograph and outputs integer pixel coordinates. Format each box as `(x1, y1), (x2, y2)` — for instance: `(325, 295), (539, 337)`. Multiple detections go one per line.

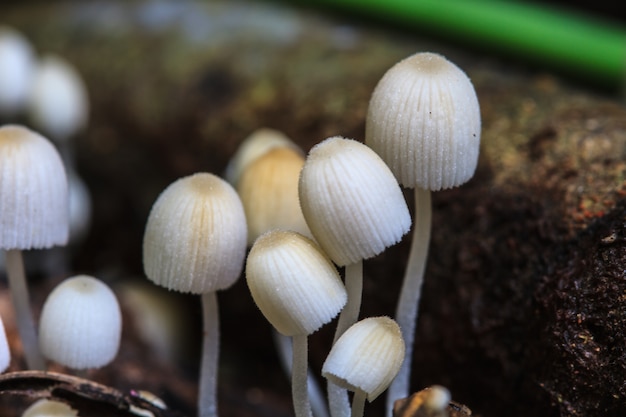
(0, 26), (35, 116)
(366, 52), (481, 191)
(246, 230), (346, 336)
(28, 54), (89, 142)
(237, 146), (312, 245)
(322, 316), (405, 401)
(299, 136), (411, 266)
(0, 125), (69, 249)
(22, 399), (78, 417)
(225, 128), (301, 186)
(142, 173), (247, 294)
(39, 275), (122, 370)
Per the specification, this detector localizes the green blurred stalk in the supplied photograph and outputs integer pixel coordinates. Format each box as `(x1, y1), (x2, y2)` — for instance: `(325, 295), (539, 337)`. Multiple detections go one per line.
(303, 0), (626, 89)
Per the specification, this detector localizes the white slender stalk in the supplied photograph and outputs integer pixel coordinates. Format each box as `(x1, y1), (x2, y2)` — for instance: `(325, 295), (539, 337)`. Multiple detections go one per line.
(386, 188), (432, 416)
(199, 292), (219, 417)
(328, 261), (363, 417)
(4, 249), (45, 370)
(350, 390), (367, 417)
(273, 331), (330, 417)
(292, 334), (313, 417)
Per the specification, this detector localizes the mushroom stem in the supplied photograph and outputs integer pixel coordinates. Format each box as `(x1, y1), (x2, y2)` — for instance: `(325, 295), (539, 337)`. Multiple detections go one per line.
(4, 249), (45, 370)
(387, 187), (432, 415)
(292, 334), (313, 417)
(198, 291), (219, 417)
(350, 390), (367, 417)
(273, 331), (330, 417)
(328, 260), (363, 417)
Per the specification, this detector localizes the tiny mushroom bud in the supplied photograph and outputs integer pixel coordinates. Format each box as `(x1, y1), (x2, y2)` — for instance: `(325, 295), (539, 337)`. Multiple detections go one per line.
(365, 52), (481, 411)
(246, 230), (347, 417)
(38, 275), (122, 370)
(0, 26), (35, 117)
(0, 124), (69, 370)
(322, 316), (405, 417)
(142, 172), (247, 417)
(22, 399), (78, 417)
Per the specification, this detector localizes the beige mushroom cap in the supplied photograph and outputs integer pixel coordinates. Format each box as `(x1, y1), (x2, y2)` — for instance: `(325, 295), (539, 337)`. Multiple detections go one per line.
(21, 399), (78, 417)
(322, 316), (405, 402)
(237, 146), (312, 245)
(0, 125), (69, 249)
(39, 275), (122, 370)
(142, 172), (247, 294)
(366, 52), (481, 191)
(246, 230), (346, 336)
(299, 136), (411, 266)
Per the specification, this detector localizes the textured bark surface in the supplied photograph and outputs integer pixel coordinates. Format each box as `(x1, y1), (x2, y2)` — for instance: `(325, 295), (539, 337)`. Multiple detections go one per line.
(1, 1), (625, 417)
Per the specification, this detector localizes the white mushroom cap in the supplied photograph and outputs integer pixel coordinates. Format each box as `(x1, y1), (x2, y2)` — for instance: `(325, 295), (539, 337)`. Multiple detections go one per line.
(0, 125), (69, 249)
(237, 146), (312, 245)
(322, 316), (405, 402)
(0, 316), (10, 373)
(142, 172), (247, 294)
(28, 54), (89, 142)
(298, 136), (411, 266)
(224, 128), (302, 186)
(366, 52), (481, 191)
(246, 230), (346, 336)
(0, 26), (35, 116)
(38, 275), (122, 370)
(21, 399), (78, 417)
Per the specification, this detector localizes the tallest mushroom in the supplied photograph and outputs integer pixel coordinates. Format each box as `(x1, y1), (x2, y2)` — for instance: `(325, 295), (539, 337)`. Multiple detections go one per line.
(365, 52), (481, 415)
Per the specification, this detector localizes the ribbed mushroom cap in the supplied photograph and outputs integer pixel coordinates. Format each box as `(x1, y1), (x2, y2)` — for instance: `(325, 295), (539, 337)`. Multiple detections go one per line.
(22, 399), (78, 417)
(246, 230), (346, 336)
(39, 275), (122, 370)
(298, 136), (411, 266)
(28, 54), (89, 142)
(0, 26), (34, 116)
(366, 52), (481, 191)
(0, 316), (10, 373)
(225, 128), (301, 186)
(0, 125), (69, 249)
(237, 146), (312, 245)
(142, 172), (247, 294)
(322, 316), (405, 402)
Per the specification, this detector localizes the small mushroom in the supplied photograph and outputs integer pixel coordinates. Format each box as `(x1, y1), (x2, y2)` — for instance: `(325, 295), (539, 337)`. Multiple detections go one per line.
(246, 230), (347, 417)
(365, 52), (481, 411)
(0, 26), (35, 118)
(22, 399), (78, 417)
(0, 125), (69, 370)
(38, 275), (122, 371)
(322, 317), (405, 417)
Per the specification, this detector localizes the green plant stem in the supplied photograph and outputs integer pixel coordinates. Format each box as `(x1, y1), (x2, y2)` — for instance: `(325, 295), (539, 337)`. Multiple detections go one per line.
(199, 292), (219, 417)
(4, 249), (45, 370)
(297, 0), (626, 88)
(328, 261), (363, 417)
(292, 334), (313, 417)
(387, 188), (431, 416)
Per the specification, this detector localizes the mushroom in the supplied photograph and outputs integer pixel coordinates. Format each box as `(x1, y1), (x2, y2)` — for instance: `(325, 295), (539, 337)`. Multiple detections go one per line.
(38, 275), (121, 371)
(142, 172), (247, 417)
(0, 125), (69, 370)
(237, 146), (312, 245)
(298, 136), (411, 417)
(22, 399), (78, 417)
(322, 316), (405, 417)
(246, 230), (347, 417)
(365, 52), (481, 411)
(0, 26), (35, 118)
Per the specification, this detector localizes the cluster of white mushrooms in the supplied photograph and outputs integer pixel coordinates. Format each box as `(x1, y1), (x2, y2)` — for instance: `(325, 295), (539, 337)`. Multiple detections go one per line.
(1, 22), (481, 417)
